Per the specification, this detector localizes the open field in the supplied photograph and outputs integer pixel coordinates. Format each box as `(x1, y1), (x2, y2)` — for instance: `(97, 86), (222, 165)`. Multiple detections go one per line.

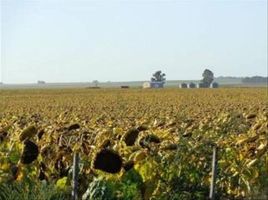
(0, 88), (268, 199)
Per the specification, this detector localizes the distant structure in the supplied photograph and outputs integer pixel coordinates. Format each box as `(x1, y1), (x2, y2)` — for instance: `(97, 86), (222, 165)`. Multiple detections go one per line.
(180, 83), (188, 88)
(121, 86), (129, 89)
(197, 69), (219, 88)
(143, 70), (166, 89)
(150, 81), (165, 88)
(37, 80), (46, 84)
(142, 81), (165, 88)
(150, 70), (166, 88)
(211, 82), (219, 88)
(177, 69), (218, 89)
(92, 80), (99, 87)
(188, 82), (196, 88)
(143, 82), (151, 89)
(198, 83), (206, 88)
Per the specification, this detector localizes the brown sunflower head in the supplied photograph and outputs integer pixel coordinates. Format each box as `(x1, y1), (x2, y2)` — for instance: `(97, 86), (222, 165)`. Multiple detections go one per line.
(123, 128), (140, 146)
(0, 131), (8, 143)
(19, 125), (38, 142)
(93, 149), (122, 174)
(20, 140), (39, 164)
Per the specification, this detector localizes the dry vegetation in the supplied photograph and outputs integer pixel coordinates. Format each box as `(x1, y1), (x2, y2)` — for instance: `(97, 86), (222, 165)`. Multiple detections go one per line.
(0, 88), (267, 199)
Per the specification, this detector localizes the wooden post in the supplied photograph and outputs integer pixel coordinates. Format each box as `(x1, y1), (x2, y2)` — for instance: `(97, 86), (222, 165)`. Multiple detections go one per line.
(72, 152), (80, 200)
(209, 146), (218, 200)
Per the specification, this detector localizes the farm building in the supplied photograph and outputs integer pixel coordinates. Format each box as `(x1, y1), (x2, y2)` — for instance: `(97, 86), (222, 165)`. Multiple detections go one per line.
(180, 83), (188, 88)
(121, 86), (130, 89)
(188, 82), (196, 88)
(211, 82), (219, 88)
(143, 81), (165, 89)
(150, 81), (165, 88)
(197, 82), (219, 88)
(143, 82), (151, 89)
(37, 80), (46, 84)
(198, 83), (206, 88)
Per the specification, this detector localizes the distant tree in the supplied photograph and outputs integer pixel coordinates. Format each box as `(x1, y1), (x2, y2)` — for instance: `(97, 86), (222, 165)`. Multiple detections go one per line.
(92, 80), (99, 87)
(151, 70), (166, 82)
(202, 69), (214, 88)
(242, 76), (268, 84)
(37, 80), (46, 84)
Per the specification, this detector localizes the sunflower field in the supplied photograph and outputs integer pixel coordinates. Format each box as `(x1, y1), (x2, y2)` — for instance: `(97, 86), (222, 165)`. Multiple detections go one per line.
(0, 88), (267, 200)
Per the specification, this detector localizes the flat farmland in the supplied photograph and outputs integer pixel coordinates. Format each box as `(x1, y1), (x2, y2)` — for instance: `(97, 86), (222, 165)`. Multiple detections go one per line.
(0, 88), (267, 199)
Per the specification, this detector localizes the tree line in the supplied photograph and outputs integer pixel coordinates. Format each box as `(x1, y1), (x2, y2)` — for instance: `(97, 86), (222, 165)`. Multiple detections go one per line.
(242, 76), (268, 84)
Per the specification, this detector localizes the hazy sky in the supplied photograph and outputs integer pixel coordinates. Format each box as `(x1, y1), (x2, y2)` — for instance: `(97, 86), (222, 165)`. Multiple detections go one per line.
(1, 0), (267, 83)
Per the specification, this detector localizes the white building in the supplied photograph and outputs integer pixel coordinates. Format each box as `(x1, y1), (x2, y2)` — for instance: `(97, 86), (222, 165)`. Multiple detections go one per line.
(143, 82), (151, 89)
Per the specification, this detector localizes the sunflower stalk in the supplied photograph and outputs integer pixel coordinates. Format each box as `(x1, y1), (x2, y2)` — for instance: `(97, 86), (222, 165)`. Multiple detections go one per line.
(72, 152), (80, 200)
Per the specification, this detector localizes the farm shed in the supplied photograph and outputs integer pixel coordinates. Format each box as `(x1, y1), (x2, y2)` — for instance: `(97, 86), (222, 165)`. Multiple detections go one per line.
(143, 82), (151, 89)
(211, 82), (219, 88)
(198, 83), (206, 88)
(37, 80), (46, 84)
(150, 81), (165, 88)
(143, 81), (165, 89)
(180, 83), (188, 88)
(188, 82), (196, 88)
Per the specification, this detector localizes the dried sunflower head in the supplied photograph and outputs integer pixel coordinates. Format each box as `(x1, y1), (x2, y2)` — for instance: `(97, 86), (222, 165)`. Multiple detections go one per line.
(122, 128), (140, 146)
(0, 131), (8, 143)
(137, 125), (148, 132)
(68, 123), (80, 131)
(19, 125), (38, 142)
(246, 113), (257, 119)
(37, 129), (45, 140)
(20, 140), (39, 164)
(10, 164), (19, 180)
(139, 134), (161, 148)
(93, 149), (122, 174)
(161, 143), (178, 151)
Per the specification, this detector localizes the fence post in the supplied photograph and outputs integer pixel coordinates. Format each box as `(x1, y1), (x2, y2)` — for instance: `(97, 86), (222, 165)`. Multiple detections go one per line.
(209, 146), (218, 200)
(72, 152), (80, 200)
